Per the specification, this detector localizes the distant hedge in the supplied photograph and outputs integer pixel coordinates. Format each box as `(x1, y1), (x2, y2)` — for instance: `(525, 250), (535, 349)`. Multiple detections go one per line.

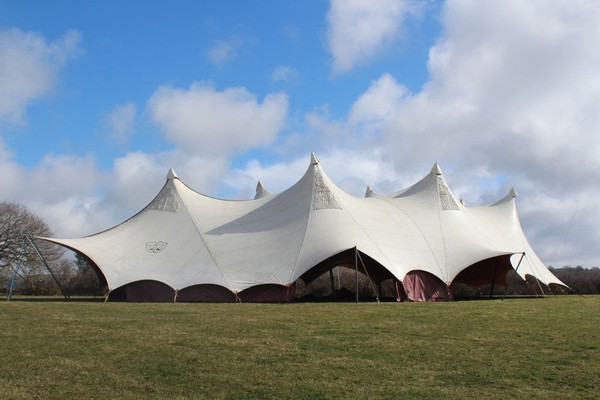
(549, 266), (600, 294)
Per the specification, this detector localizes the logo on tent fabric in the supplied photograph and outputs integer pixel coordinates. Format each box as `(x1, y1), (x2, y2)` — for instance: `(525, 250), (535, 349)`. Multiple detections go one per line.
(146, 241), (167, 253)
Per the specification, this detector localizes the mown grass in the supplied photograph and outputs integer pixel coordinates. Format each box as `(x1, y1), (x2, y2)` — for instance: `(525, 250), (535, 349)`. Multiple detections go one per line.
(0, 296), (598, 399)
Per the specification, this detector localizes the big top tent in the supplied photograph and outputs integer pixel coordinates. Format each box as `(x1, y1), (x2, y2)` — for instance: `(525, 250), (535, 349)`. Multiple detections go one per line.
(39, 154), (565, 302)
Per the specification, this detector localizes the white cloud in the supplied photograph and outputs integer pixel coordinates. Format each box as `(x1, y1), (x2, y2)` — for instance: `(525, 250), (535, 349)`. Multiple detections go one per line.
(0, 28), (82, 124)
(237, 0), (600, 267)
(104, 102), (136, 143)
(0, 148), (107, 238)
(271, 66), (300, 84)
(108, 149), (229, 205)
(0, 139), (27, 200)
(225, 156), (309, 198)
(349, 73), (408, 132)
(326, 0), (418, 73)
(381, 0), (600, 179)
(3, 1), (598, 269)
(366, 0), (600, 266)
(1, 148), (229, 238)
(225, 149), (402, 201)
(147, 83), (288, 156)
(40, 150), (230, 238)
(206, 36), (251, 66)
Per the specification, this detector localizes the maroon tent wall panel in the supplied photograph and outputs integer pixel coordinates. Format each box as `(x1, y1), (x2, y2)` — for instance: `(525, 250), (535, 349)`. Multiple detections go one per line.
(402, 270), (451, 302)
(177, 284), (238, 302)
(125, 280), (175, 302)
(238, 283), (296, 302)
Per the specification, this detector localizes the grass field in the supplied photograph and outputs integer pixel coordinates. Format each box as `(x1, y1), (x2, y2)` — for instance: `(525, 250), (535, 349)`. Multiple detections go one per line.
(0, 296), (598, 399)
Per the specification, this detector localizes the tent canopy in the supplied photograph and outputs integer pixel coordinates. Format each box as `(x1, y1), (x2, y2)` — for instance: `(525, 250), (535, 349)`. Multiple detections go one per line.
(40, 153), (565, 301)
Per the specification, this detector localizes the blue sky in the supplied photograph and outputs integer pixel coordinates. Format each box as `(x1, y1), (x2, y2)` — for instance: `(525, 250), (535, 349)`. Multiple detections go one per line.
(1, 0), (599, 267)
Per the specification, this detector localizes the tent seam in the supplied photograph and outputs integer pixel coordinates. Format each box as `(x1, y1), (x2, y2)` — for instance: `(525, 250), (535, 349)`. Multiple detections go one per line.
(175, 180), (237, 294)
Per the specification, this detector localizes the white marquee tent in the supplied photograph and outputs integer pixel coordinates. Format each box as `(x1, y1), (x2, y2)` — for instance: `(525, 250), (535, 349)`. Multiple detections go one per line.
(40, 154), (565, 302)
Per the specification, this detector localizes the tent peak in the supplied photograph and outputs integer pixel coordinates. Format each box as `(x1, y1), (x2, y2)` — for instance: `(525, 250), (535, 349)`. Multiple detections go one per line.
(254, 180), (273, 199)
(166, 168), (179, 180)
(491, 186), (519, 206)
(431, 163), (443, 176)
(365, 186), (375, 198)
(310, 152), (320, 165)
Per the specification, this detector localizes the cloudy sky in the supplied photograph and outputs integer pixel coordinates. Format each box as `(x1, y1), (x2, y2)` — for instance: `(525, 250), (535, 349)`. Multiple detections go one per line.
(1, 0), (599, 267)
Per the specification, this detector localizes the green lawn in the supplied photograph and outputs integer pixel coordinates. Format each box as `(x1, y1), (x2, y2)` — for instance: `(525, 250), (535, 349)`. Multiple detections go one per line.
(0, 296), (598, 399)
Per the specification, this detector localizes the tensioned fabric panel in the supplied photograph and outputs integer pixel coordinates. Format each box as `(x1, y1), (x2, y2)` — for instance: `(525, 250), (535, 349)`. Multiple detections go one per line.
(38, 154), (566, 301)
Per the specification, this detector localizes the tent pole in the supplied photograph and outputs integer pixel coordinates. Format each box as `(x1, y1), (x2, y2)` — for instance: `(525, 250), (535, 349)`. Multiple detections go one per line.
(7, 264), (19, 301)
(534, 277), (546, 298)
(355, 246), (359, 303)
(7, 236), (25, 301)
(24, 235), (70, 300)
(329, 269), (336, 299)
(514, 252), (525, 274)
(489, 258), (500, 298)
(356, 251), (380, 303)
(504, 253), (525, 299)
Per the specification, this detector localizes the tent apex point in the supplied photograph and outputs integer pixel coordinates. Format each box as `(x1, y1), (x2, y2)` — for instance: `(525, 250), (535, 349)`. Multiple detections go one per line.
(509, 186), (518, 198)
(310, 152), (320, 165)
(166, 168), (179, 180)
(254, 180), (272, 199)
(431, 162), (442, 176)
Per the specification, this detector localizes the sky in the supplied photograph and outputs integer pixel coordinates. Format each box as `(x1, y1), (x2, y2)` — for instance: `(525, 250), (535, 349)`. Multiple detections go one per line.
(1, 0), (599, 267)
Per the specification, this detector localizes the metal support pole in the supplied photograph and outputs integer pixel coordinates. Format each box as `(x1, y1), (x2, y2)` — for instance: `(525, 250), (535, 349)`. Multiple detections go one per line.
(23, 235), (70, 300)
(489, 258), (500, 298)
(503, 253), (526, 299)
(356, 251), (380, 303)
(329, 269), (336, 298)
(355, 246), (359, 303)
(7, 236), (26, 301)
(514, 252), (525, 274)
(7, 264), (19, 301)
(534, 276), (546, 298)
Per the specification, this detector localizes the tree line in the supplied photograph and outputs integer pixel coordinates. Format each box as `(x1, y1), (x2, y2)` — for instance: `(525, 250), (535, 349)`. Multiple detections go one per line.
(0, 201), (103, 297)
(548, 266), (600, 295)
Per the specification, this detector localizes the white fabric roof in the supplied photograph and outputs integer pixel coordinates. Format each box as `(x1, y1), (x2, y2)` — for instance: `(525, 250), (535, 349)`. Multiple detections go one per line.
(41, 153), (565, 293)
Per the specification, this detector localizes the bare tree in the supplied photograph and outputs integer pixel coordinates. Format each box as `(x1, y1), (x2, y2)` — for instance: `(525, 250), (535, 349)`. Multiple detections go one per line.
(0, 201), (64, 287)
